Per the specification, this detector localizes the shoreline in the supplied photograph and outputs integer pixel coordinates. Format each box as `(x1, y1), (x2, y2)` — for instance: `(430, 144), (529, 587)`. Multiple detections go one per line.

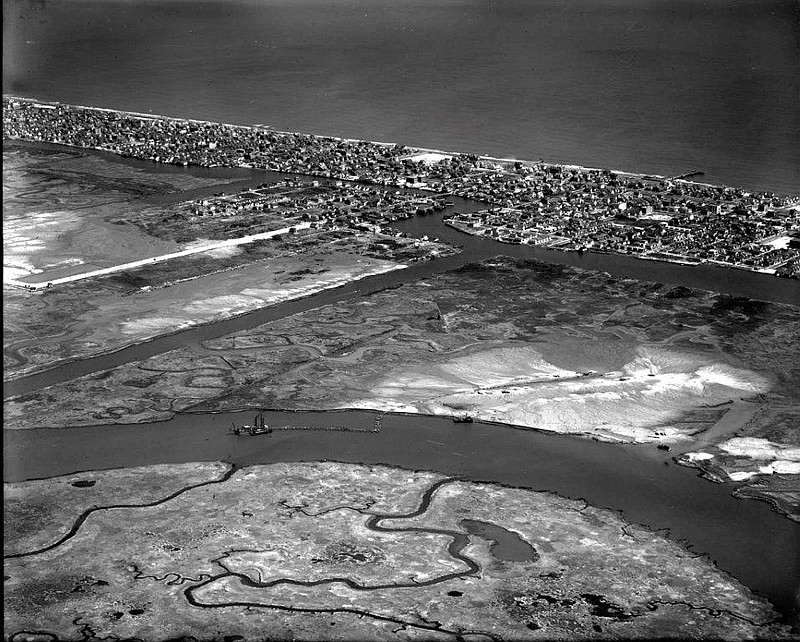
(675, 455), (799, 523)
(4, 95), (798, 283)
(6, 95), (793, 198)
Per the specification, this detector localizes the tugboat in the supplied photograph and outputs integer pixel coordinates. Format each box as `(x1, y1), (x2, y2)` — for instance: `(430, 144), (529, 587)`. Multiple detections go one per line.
(452, 414), (474, 424)
(231, 412), (273, 436)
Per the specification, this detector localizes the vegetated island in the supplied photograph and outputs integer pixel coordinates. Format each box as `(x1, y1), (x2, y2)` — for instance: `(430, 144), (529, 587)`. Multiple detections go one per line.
(4, 96), (799, 279)
(4, 461), (795, 641)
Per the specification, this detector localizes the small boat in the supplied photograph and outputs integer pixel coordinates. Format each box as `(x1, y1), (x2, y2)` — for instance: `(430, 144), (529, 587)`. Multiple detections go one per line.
(231, 412), (273, 436)
(452, 414), (473, 423)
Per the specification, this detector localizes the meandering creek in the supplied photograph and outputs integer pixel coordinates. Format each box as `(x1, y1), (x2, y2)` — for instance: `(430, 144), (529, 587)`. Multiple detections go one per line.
(3, 147), (799, 623)
(4, 409), (798, 621)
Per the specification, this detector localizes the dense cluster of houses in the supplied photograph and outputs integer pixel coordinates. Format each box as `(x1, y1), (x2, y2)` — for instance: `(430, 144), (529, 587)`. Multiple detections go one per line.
(4, 96), (798, 277)
(189, 179), (446, 232)
(433, 158), (798, 275)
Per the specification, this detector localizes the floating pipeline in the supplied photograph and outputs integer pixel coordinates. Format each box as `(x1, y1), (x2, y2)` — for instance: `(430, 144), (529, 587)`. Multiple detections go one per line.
(235, 425), (381, 435)
(274, 425), (380, 433)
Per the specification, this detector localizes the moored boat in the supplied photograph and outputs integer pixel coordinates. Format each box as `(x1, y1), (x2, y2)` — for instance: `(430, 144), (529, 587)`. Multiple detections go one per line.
(231, 412), (273, 436)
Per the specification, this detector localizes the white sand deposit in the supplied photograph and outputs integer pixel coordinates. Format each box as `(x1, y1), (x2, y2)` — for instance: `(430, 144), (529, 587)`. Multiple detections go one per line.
(342, 344), (772, 443)
(718, 437), (800, 462)
(680, 437), (800, 483)
(116, 261), (405, 339)
(3, 210), (81, 279)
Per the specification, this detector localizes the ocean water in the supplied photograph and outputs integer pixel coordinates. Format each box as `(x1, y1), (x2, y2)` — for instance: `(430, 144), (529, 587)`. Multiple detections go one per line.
(3, 0), (799, 192)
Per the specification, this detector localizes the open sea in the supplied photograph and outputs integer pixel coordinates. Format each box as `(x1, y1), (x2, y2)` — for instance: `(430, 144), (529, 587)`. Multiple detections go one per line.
(4, 0), (799, 194)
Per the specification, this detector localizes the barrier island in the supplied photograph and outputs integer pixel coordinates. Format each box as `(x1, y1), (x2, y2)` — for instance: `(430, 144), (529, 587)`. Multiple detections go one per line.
(4, 96), (799, 279)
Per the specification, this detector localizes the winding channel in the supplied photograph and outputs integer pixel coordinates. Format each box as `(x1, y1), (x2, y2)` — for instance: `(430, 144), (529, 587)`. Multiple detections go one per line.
(5, 461), (777, 639)
(5, 468), (497, 639)
(3, 466), (494, 640)
(181, 476), (500, 640)
(4, 464), (239, 560)
(5, 408), (799, 624)
(3, 146), (800, 625)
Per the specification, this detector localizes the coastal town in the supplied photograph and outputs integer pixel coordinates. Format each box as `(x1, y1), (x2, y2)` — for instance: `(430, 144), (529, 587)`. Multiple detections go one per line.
(184, 178), (447, 237)
(443, 175), (800, 276)
(4, 96), (799, 278)
(92, 172), (449, 251)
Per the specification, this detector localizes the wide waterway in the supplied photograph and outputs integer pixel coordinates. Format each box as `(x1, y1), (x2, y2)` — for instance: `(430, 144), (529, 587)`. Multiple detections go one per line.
(4, 409), (799, 624)
(3, 144), (799, 626)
